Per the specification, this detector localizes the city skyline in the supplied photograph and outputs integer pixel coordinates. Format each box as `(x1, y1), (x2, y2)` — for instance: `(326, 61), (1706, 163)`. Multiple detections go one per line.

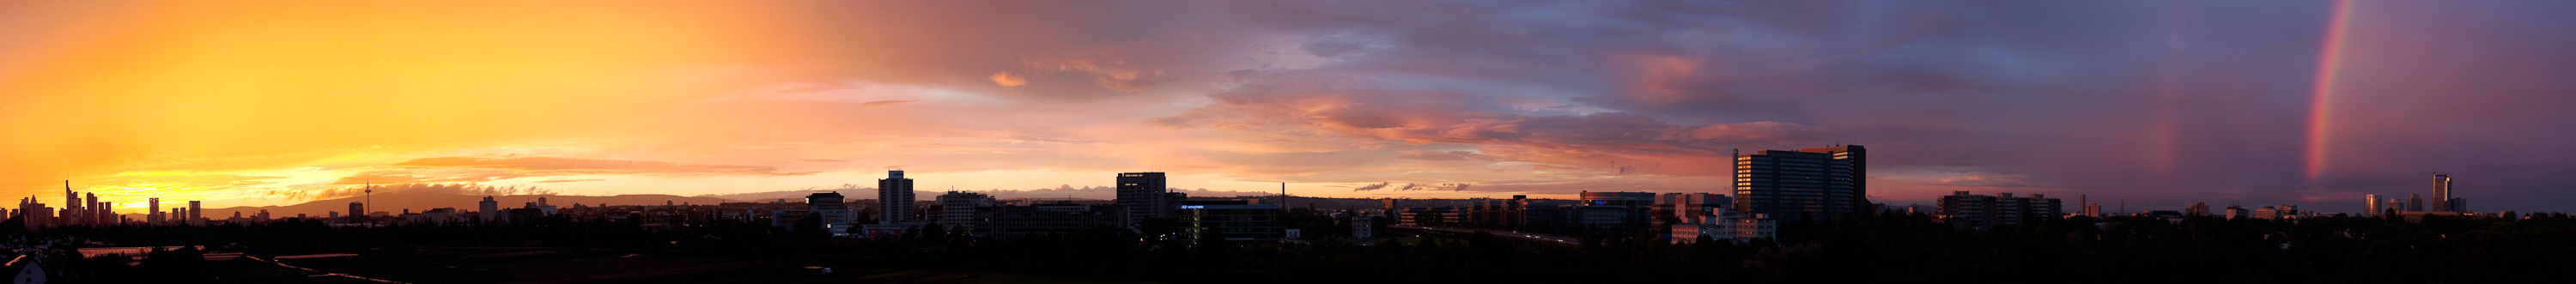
(9, 1), (2576, 215)
(24, 170), (2498, 220)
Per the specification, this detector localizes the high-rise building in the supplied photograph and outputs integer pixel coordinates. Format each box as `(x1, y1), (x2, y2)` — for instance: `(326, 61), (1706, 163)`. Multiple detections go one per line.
(63, 184), (81, 226)
(18, 197), (52, 229)
(2407, 194), (2424, 211)
(2009, 193), (2050, 219)
(1805, 145), (1868, 212)
(478, 196), (500, 221)
(1351, 213), (1374, 239)
(148, 198), (161, 224)
(86, 193), (101, 225)
(1733, 145), (1866, 221)
(188, 201), (202, 222)
(2363, 194), (2382, 217)
(1116, 172), (1172, 226)
(1935, 191), (1996, 227)
(348, 202), (366, 222)
(877, 171), (915, 223)
(2432, 173), (2451, 212)
(2075, 194), (2100, 218)
(2185, 202), (2211, 217)
(1381, 198), (1399, 218)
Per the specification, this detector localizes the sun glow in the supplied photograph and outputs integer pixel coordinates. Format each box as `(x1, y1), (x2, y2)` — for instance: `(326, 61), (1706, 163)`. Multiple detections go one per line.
(0, 1), (819, 205)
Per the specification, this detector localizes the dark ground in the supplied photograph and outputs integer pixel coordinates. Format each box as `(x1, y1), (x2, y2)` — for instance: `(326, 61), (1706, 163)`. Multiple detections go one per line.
(235, 248), (1151, 284)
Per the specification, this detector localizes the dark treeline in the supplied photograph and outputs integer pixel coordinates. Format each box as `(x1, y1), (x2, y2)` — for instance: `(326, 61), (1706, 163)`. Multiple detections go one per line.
(21, 210), (2576, 282)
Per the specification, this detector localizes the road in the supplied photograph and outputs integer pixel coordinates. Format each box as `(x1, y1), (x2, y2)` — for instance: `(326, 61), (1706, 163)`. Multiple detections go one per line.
(1386, 224), (1583, 247)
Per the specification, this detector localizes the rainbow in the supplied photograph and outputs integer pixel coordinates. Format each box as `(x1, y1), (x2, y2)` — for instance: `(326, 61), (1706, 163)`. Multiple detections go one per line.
(2149, 0), (2195, 181)
(2305, 0), (2357, 182)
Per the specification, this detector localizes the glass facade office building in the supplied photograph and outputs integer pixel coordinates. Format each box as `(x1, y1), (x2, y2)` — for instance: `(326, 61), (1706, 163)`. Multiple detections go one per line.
(1732, 145), (1865, 221)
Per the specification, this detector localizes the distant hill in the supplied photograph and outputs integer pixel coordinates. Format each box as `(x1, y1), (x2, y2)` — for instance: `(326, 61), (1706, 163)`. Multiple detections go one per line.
(1208, 196), (1582, 211)
(696, 185), (1279, 202)
(696, 190), (848, 202)
(197, 192), (741, 218)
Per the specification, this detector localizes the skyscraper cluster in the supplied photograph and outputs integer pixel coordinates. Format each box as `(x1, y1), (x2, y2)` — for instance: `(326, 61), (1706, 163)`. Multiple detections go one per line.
(16, 181), (204, 230)
(2366, 173), (2469, 216)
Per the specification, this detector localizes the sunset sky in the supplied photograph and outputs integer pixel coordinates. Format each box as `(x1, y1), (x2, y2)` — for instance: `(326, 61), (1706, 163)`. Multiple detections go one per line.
(4, 1), (2573, 213)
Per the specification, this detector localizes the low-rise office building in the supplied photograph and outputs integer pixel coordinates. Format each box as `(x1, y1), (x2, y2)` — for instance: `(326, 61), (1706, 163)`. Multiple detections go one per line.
(1935, 191), (2063, 228)
(937, 191), (996, 231)
(1177, 202), (1281, 241)
(1576, 191), (1656, 227)
(974, 202), (1122, 238)
(1670, 213), (1776, 243)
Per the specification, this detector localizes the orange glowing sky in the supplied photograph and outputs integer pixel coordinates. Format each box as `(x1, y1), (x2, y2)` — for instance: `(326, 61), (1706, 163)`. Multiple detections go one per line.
(0, 1), (1687, 208)
(7, 1), (2576, 213)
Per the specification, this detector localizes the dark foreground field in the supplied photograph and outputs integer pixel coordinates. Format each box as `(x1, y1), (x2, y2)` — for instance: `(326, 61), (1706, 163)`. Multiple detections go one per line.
(227, 248), (1147, 284)
(39, 212), (2576, 283)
